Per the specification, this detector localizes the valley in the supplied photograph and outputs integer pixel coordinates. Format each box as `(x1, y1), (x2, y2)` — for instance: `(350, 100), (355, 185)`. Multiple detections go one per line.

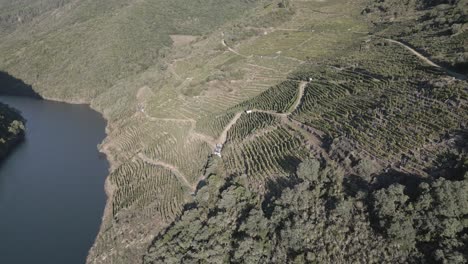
(0, 0), (466, 263)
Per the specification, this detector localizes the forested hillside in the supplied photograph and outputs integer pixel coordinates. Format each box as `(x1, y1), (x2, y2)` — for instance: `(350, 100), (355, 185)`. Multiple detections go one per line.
(0, 0), (259, 101)
(0, 0), (71, 35)
(143, 0), (468, 262)
(0, 0), (466, 263)
(0, 102), (25, 160)
(145, 151), (467, 263)
(364, 0), (468, 71)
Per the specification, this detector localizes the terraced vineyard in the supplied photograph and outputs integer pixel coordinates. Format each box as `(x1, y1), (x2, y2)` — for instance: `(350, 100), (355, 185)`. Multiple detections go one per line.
(195, 111), (237, 139)
(93, 0), (467, 261)
(142, 136), (212, 185)
(222, 126), (308, 187)
(1, 0), (467, 263)
(226, 112), (280, 142)
(234, 80), (301, 112)
(291, 42), (467, 169)
(110, 159), (189, 220)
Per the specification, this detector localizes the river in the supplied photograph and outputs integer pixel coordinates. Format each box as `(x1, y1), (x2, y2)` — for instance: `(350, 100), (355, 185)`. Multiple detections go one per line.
(0, 96), (108, 264)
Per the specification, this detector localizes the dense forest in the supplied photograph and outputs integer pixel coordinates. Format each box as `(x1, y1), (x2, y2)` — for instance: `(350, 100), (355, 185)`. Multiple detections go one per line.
(0, 102), (25, 160)
(145, 141), (468, 263)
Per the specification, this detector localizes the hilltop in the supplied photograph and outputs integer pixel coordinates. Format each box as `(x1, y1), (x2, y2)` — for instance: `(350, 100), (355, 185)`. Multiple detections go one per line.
(0, 0), (467, 263)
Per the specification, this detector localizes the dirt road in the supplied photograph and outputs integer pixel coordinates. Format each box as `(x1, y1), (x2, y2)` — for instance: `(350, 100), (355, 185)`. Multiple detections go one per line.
(138, 153), (195, 192)
(385, 38), (467, 80)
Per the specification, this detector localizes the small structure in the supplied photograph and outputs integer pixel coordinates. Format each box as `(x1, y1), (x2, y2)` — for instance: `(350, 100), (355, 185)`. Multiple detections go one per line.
(214, 144), (223, 157)
(137, 103), (145, 113)
(246, 110), (253, 114)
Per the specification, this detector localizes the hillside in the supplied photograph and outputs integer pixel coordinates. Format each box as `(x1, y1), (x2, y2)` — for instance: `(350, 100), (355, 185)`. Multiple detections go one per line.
(0, 0), (467, 263)
(0, 0), (259, 101)
(0, 102), (25, 160)
(144, 154), (468, 263)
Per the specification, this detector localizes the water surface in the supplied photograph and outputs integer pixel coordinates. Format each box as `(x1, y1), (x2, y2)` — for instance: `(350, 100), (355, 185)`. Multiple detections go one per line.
(0, 96), (108, 264)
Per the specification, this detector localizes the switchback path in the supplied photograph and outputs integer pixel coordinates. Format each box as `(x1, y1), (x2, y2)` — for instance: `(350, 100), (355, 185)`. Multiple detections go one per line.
(385, 38), (467, 80)
(138, 153), (196, 192)
(248, 81), (307, 116)
(221, 38), (248, 58)
(136, 78), (322, 194)
(217, 81), (311, 145)
(138, 80), (312, 149)
(217, 112), (243, 144)
(288, 81), (307, 113)
(139, 110), (217, 147)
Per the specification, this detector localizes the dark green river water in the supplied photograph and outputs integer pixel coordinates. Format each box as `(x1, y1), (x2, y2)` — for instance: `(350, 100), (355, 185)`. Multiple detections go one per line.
(0, 96), (108, 264)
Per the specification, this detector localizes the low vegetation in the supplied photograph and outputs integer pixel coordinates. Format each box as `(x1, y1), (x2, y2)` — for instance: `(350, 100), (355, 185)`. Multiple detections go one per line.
(0, 0), (259, 101)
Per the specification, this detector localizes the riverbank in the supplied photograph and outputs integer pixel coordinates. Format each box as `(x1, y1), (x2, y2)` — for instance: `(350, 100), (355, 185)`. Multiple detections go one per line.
(0, 70), (122, 262)
(0, 102), (26, 161)
(44, 94), (122, 264)
(40, 94), (119, 264)
(0, 96), (109, 264)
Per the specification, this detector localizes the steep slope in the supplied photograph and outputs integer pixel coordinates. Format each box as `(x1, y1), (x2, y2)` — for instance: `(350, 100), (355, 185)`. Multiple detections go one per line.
(363, 0), (468, 71)
(1, 0), (267, 263)
(0, 0), (466, 263)
(0, 0), (259, 101)
(144, 153), (468, 263)
(142, 0), (468, 262)
(0, 0), (72, 35)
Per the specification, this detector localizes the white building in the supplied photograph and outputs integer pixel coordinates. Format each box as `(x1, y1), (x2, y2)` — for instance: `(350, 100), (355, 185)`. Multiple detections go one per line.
(214, 144), (223, 157)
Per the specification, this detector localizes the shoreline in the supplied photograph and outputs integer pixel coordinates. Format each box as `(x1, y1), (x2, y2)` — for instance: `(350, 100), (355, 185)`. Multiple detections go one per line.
(88, 135), (117, 263)
(47, 94), (119, 264)
(58, 96), (120, 264)
(41, 95), (91, 105)
(3, 92), (118, 263)
(0, 92), (117, 263)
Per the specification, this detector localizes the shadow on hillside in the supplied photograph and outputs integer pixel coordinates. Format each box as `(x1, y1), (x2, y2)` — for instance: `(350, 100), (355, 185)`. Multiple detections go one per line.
(278, 155), (302, 174)
(342, 170), (429, 201)
(0, 71), (42, 98)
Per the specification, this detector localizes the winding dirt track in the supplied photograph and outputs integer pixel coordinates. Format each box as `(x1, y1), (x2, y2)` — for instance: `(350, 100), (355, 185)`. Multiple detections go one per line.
(245, 81), (307, 116)
(140, 110), (216, 147)
(385, 38), (467, 80)
(221, 39), (248, 58)
(288, 81), (307, 113)
(135, 80), (314, 191)
(138, 153), (195, 192)
(217, 112), (243, 144)
(218, 81), (309, 143)
(131, 37), (466, 199)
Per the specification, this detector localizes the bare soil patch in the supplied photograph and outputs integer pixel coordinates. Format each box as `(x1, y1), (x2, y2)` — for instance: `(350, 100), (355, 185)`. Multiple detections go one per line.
(170, 35), (198, 47)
